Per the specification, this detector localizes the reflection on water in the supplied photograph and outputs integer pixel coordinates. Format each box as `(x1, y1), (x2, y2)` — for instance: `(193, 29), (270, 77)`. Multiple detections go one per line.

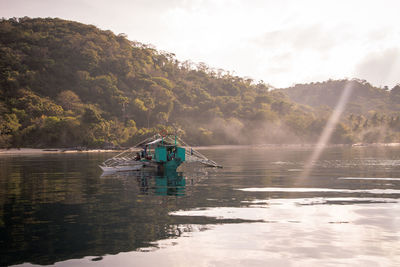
(338, 177), (400, 181)
(238, 187), (400, 194)
(1, 146), (400, 266)
(101, 169), (187, 196)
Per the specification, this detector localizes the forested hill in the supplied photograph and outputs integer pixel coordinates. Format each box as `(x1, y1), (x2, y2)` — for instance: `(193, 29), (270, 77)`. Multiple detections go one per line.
(1, 17), (400, 148)
(282, 79), (400, 114)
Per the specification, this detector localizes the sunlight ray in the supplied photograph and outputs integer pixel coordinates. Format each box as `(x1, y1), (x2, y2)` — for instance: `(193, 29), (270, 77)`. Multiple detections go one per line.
(300, 81), (354, 179)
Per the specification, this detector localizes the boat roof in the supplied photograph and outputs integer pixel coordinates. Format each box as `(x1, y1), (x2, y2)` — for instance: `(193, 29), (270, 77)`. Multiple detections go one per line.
(136, 138), (175, 148)
(146, 138), (163, 145)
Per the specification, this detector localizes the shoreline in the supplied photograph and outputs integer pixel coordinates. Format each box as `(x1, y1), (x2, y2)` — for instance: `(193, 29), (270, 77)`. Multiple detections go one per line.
(194, 143), (400, 150)
(1, 143), (400, 154)
(0, 148), (122, 155)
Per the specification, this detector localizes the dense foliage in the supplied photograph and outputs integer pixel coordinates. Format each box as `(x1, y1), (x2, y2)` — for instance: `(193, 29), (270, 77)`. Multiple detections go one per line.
(283, 80), (400, 144)
(1, 17), (400, 148)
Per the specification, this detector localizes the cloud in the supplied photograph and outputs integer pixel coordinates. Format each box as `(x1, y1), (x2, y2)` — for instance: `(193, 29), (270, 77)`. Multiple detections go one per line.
(354, 48), (400, 87)
(254, 23), (360, 54)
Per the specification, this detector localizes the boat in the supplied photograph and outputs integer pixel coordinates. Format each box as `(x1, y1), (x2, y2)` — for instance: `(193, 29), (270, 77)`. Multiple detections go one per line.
(99, 131), (221, 173)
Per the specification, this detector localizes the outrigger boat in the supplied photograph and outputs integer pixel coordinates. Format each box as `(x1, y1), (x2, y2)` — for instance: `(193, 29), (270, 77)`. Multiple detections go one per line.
(99, 132), (221, 173)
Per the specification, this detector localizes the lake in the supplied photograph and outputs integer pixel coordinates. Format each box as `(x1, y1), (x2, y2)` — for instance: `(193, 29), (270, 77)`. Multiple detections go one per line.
(1, 146), (400, 266)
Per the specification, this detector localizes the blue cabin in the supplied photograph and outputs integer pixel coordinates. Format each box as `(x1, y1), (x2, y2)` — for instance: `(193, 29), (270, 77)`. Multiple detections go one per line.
(140, 136), (186, 172)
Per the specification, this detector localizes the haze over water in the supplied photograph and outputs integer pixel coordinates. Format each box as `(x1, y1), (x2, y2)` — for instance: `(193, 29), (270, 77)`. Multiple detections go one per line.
(1, 146), (400, 266)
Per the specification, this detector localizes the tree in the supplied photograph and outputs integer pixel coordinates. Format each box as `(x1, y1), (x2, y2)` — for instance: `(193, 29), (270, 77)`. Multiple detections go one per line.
(0, 113), (21, 147)
(56, 90), (82, 112)
(82, 107), (102, 124)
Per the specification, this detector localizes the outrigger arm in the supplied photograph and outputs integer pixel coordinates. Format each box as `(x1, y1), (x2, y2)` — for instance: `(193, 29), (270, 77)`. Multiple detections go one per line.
(175, 136), (223, 168)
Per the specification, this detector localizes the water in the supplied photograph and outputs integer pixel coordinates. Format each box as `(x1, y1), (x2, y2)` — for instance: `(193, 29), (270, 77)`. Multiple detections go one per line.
(1, 146), (400, 266)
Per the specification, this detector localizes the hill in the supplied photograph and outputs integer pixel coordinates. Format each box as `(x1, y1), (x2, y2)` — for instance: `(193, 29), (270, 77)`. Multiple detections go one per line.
(1, 17), (400, 147)
(281, 79), (400, 143)
(282, 79), (400, 114)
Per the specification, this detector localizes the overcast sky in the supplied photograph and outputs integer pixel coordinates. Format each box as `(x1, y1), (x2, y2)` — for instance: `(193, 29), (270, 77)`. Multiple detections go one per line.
(2, 0), (400, 88)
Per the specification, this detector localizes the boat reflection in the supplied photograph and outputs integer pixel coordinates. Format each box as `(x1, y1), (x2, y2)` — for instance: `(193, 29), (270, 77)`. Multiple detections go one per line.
(155, 171), (186, 196)
(101, 169), (186, 196)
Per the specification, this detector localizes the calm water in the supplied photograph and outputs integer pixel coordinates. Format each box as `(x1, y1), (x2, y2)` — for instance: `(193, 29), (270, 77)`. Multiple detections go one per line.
(1, 146), (400, 266)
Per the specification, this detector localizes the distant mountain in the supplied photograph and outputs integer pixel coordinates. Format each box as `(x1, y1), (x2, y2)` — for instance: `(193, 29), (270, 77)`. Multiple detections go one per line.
(1, 17), (400, 147)
(281, 79), (400, 114)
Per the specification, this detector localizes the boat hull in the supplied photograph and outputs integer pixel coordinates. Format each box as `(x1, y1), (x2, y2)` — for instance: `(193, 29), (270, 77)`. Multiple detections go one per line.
(99, 161), (157, 173)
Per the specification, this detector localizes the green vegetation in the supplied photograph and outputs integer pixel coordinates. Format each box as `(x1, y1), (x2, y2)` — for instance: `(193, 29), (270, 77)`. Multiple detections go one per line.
(282, 80), (400, 144)
(1, 17), (400, 148)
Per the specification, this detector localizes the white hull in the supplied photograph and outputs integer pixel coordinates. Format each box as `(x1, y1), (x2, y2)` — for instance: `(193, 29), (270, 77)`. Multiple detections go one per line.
(99, 165), (142, 172)
(99, 161), (158, 173)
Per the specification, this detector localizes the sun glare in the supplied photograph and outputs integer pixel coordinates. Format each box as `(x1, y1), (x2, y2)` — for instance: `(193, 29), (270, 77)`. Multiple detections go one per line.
(300, 81), (354, 179)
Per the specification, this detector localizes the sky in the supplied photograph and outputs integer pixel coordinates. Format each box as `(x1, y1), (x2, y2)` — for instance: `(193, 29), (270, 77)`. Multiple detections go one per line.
(1, 0), (400, 88)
